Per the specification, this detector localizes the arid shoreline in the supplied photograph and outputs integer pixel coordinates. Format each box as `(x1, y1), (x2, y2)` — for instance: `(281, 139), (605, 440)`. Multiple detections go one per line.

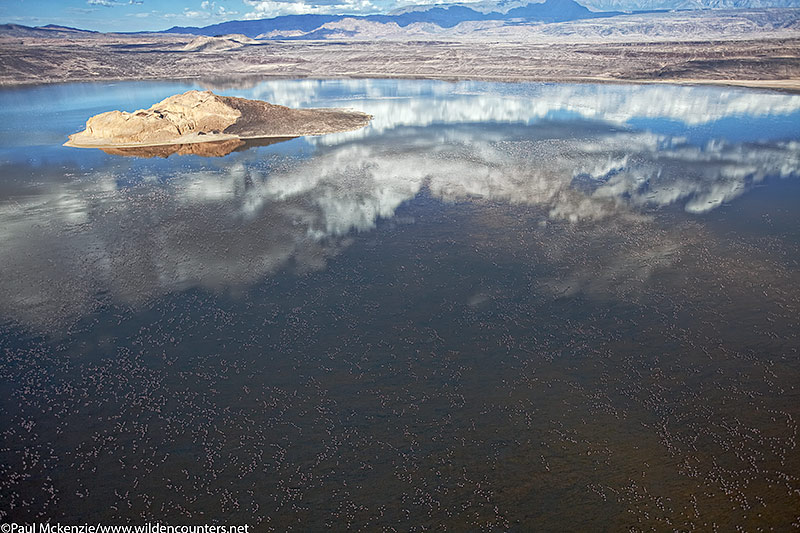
(1, 35), (799, 92)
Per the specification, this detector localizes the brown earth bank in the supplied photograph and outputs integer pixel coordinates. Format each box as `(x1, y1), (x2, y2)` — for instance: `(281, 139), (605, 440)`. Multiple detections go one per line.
(0, 34), (799, 91)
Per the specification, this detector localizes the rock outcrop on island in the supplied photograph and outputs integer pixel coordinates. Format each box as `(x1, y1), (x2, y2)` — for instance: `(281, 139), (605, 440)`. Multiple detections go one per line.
(65, 90), (372, 149)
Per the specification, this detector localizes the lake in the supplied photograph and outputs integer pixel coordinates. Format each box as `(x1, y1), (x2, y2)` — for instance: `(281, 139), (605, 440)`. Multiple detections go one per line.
(1, 79), (799, 530)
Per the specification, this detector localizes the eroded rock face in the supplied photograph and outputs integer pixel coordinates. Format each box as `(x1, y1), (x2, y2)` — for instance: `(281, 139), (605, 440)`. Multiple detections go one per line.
(76, 91), (241, 146)
(66, 89), (372, 149)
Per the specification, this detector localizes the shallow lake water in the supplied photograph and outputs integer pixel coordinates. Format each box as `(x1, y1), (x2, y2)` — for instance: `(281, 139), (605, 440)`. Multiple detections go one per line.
(1, 79), (799, 530)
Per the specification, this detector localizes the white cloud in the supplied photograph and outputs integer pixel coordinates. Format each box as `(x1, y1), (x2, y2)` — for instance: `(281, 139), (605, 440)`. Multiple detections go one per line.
(242, 0), (376, 19)
(86, 0), (142, 6)
(244, 1), (328, 18)
(217, 5), (238, 15)
(182, 1), (240, 19)
(161, 2), (240, 21)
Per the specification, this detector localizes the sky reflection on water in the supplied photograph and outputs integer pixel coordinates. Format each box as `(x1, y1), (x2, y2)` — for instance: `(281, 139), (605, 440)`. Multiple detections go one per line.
(1, 80), (799, 530)
(0, 81), (798, 329)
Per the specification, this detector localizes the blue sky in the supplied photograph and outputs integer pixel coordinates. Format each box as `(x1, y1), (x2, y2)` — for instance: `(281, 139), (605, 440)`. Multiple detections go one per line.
(0, 0), (449, 32)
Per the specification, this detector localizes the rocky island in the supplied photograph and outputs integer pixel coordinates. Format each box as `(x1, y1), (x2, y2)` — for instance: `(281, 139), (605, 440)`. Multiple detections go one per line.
(65, 90), (372, 150)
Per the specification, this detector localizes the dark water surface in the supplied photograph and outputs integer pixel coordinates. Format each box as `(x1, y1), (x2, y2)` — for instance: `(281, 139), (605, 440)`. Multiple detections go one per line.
(1, 80), (799, 530)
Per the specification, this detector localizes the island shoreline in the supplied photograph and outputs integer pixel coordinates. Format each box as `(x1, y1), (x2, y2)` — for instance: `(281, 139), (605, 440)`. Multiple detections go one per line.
(64, 131), (346, 149)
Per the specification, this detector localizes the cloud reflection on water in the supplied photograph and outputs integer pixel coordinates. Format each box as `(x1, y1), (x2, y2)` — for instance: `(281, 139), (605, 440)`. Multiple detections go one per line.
(2, 79), (800, 330)
(229, 80), (800, 142)
(1, 119), (798, 330)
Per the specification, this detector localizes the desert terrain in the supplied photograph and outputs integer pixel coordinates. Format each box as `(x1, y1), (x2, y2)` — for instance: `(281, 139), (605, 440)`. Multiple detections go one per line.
(1, 8), (799, 91)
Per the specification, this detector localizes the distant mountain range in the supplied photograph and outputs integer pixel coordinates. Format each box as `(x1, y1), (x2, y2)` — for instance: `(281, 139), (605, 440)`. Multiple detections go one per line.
(0, 23), (97, 37)
(581, 0), (800, 8)
(393, 0), (800, 11)
(163, 0), (625, 38)
(2, 0), (797, 40)
(159, 0), (800, 39)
